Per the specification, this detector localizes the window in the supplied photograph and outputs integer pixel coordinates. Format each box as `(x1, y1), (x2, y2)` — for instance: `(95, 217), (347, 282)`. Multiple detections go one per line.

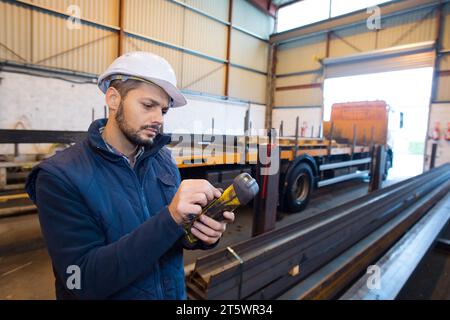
(331, 0), (391, 17)
(277, 0), (391, 33)
(277, 0), (330, 33)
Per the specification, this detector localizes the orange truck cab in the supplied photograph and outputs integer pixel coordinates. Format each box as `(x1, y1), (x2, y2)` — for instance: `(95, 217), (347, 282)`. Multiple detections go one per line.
(324, 100), (397, 177)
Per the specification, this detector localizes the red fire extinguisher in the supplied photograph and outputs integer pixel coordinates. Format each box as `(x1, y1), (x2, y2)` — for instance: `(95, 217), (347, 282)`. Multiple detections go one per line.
(300, 122), (308, 137)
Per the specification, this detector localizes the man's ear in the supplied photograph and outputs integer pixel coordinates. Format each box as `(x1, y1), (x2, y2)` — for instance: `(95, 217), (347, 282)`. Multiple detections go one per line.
(105, 87), (121, 112)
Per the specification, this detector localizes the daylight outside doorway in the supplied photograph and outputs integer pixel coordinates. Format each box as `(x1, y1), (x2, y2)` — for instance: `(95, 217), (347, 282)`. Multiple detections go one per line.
(323, 67), (434, 181)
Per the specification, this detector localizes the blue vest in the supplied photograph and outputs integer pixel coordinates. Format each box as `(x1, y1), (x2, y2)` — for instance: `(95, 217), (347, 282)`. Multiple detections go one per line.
(26, 119), (193, 299)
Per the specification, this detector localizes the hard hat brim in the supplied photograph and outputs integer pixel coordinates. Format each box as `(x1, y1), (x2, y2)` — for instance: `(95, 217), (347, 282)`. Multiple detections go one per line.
(98, 73), (187, 108)
(147, 78), (187, 108)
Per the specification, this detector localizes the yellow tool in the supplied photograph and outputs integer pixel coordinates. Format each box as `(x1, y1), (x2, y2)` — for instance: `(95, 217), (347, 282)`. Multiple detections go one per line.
(184, 173), (259, 245)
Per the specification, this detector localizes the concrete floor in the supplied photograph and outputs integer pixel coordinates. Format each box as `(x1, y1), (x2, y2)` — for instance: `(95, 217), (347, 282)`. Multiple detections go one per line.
(1, 176), (449, 300)
(0, 248), (55, 299)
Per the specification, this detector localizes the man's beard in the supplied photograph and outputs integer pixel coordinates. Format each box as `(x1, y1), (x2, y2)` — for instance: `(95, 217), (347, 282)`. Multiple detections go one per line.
(115, 102), (160, 147)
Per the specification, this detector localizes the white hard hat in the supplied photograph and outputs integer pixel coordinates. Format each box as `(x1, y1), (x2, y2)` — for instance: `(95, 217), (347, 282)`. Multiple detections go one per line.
(98, 51), (187, 107)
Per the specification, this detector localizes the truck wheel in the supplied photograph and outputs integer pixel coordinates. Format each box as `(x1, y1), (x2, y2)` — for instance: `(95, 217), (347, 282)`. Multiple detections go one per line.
(285, 163), (314, 213)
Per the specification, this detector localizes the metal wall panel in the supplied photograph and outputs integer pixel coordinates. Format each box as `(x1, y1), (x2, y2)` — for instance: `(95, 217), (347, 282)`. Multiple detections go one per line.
(277, 35), (326, 74)
(183, 9), (228, 60)
(436, 75), (450, 101)
(0, 1), (31, 63)
(275, 73), (324, 108)
(181, 54), (225, 96)
(376, 6), (437, 49)
(125, 0), (227, 60)
(232, 0), (274, 39)
(276, 73), (322, 88)
(1, 0), (269, 103)
(439, 54), (450, 71)
(31, 10), (118, 74)
(0, 1), (117, 74)
(329, 7), (437, 58)
(124, 35), (226, 97)
(125, 0), (185, 47)
(274, 64), (323, 129)
(436, 53), (450, 102)
(443, 2), (450, 50)
(230, 29), (268, 72)
(274, 87), (322, 107)
(123, 35), (183, 79)
(329, 24), (377, 58)
(31, 0), (119, 26)
(229, 66), (266, 104)
(183, 0), (229, 21)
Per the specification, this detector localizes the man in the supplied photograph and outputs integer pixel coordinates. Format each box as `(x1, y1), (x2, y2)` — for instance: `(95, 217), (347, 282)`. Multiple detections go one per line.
(25, 52), (234, 300)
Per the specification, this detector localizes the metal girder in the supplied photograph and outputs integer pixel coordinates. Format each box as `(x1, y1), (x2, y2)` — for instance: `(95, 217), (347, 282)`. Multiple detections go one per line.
(340, 194), (450, 300)
(271, 0), (303, 9)
(282, 187), (450, 299)
(0, 130), (246, 148)
(0, 129), (86, 144)
(186, 164), (450, 300)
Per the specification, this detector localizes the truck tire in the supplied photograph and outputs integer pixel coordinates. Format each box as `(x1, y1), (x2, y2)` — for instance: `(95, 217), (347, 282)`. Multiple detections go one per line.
(284, 163), (314, 213)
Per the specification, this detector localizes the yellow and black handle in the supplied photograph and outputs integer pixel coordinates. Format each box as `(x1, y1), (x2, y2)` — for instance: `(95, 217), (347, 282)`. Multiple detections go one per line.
(183, 173), (259, 245)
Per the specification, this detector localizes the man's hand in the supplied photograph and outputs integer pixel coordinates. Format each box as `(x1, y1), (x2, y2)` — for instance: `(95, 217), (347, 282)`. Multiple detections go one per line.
(168, 179), (221, 225)
(190, 211), (235, 245)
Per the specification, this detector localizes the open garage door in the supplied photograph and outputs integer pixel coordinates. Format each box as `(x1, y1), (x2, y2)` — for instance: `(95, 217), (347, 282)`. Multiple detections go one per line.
(324, 41), (436, 79)
(323, 41), (436, 180)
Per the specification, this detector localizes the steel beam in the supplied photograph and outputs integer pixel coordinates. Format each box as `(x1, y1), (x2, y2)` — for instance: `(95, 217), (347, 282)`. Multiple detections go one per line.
(319, 157), (371, 171)
(317, 170), (369, 188)
(340, 193), (450, 300)
(186, 164), (450, 300)
(0, 130), (86, 144)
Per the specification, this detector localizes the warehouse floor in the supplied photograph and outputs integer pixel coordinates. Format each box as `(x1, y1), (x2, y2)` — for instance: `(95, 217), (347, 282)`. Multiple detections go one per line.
(1, 177), (449, 300)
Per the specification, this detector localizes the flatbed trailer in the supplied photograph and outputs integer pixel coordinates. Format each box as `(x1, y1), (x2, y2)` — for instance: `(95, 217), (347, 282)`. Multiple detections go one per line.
(0, 129), (379, 214)
(168, 133), (373, 213)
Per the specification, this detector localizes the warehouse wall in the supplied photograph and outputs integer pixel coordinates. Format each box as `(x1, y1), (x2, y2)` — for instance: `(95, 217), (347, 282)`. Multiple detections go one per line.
(435, 2), (450, 103)
(424, 103), (450, 168)
(0, 0), (273, 155)
(0, 0), (119, 75)
(0, 70), (263, 155)
(272, 1), (450, 139)
(0, 71), (104, 156)
(424, 2), (450, 168)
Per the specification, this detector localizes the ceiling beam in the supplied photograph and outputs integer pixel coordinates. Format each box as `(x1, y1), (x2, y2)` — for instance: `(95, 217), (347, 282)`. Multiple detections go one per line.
(276, 0), (304, 9)
(270, 0), (447, 45)
(248, 0), (277, 17)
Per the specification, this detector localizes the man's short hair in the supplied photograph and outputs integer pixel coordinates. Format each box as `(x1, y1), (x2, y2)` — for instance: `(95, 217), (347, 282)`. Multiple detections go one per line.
(109, 79), (143, 99)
